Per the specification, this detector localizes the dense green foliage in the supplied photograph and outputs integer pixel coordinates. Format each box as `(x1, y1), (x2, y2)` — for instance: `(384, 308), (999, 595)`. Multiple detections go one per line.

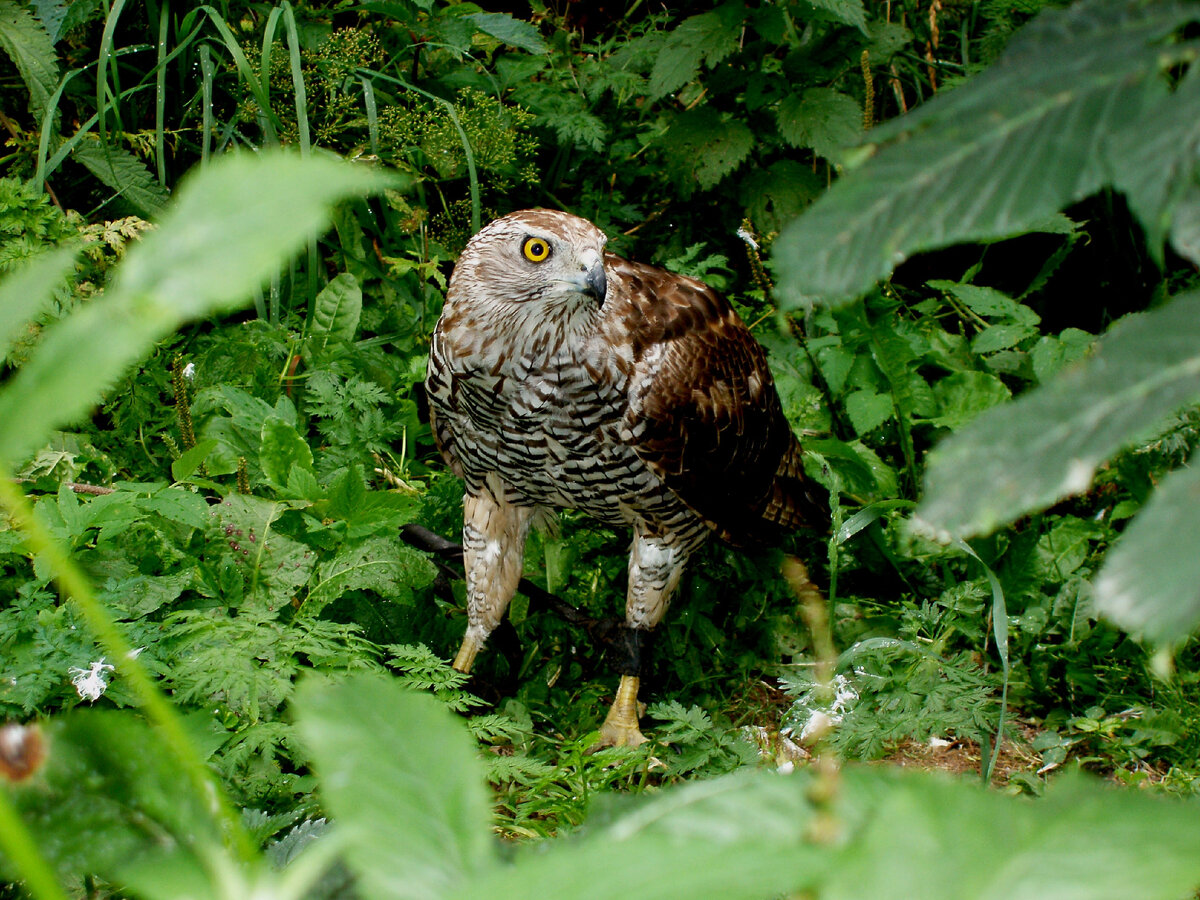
(2, 0), (1200, 897)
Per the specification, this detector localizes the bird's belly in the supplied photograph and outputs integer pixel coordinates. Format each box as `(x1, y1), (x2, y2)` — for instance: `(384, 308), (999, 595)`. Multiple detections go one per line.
(435, 371), (694, 530)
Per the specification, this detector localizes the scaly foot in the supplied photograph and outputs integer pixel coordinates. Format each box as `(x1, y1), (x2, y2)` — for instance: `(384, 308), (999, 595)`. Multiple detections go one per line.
(595, 675), (648, 747)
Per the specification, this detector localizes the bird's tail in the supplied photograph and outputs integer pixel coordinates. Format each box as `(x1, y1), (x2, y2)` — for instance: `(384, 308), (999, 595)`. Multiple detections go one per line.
(761, 436), (829, 531)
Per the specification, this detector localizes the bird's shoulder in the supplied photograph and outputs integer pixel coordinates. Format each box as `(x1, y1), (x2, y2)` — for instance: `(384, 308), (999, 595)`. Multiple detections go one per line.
(601, 254), (809, 542)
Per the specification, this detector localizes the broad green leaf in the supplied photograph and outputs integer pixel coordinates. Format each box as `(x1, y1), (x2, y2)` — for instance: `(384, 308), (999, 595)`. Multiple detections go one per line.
(927, 370), (1011, 429)
(971, 323), (1038, 355)
(647, 9), (740, 102)
(1107, 65), (1200, 264)
(0, 245), (76, 367)
(739, 159), (823, 233)
(1168, 183), (1200, 264)
(931, 281), (1039, 326)
(2, 711), (221, 890)
(0, 151), (387, 468)
(170, 439), (217, 482)
(824, 770), (1200, 900)
(207, 493), (313, 613)
(459, 770), (830, 900)
(845, 387), (892, 435)
(1094, 454), (1200, 643)
(660, 108), (754, 191)
(804, 0), (868, 34)
(195, 386), (296, 477)
(117, 152), (386, 323)
(914, 291), (1200, 540)
(0, 0), (59, 118)
(774, 0), (1198, 304)
(309, 271), (362, 348)
(304, 535), (436, 614)
(71, 137), (170, 218)
(466, 11), (547, 55)
(295, 673), (496, 900)
(777, 88), (862, 160)
(259, 415), (314, 490)
(1030, 328), (1094, 384)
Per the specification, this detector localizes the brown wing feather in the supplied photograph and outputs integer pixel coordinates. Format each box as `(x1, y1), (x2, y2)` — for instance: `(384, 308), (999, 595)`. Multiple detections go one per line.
(611, 257), (827, 545)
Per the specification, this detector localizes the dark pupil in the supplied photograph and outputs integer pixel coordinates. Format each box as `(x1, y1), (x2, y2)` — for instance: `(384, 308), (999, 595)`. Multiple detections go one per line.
(531, 241), (544, 255)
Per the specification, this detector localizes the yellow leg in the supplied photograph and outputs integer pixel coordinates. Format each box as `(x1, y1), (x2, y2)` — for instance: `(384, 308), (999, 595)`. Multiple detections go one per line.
(452, 632), (483, 674)
(597, 675), (648, 747)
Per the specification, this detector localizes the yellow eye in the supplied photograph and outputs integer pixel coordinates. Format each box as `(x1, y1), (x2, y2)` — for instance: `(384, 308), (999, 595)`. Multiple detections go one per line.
(522, 236), (551, 263)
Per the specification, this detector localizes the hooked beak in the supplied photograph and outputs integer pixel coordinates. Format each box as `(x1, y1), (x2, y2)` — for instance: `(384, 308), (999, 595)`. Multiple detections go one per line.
(578, 249), (607, 304)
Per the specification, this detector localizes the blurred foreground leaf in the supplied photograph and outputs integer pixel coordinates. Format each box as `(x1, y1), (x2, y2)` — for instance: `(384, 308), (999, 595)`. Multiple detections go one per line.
(914, 291), (1200, 541)
(1094, 457), (1200, 643)
(774, 0), (1199, 304)
(0, 152), (388, 468)
(294, 673), (496, 900)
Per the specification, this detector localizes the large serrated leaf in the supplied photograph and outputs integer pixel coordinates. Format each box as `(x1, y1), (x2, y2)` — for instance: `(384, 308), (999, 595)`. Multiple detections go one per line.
(660, 108), (754, 191)
(914, 290), (1200, 541)
(1094, 455), (1200, 643)
(466, 11), (547, 54)
(773, 0), (1200, 304)
(804, 0), (868, 34)
(777, 88), (863, 160)
(3, 711), (220, 891)
(647, 9), (740, 102)
(295, 674), (496, 900)
(0, 0), (59, 119)
(305, 535), (435, 614)
(461, 765), (1200, 900)
(1107, 66), (1200, 265)
(823, 770), (1200, 900)
(0, 152), (388, 468)
(458, 770), (829, 900)
(70, 137), (170, 218)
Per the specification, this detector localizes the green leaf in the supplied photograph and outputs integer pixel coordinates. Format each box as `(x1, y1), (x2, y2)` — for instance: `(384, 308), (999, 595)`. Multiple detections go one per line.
(774, 1), (1198, 303)
(209, 494), (314, 613)
(647, 9), (740, 102)
(660, 108), (755, 191)
(1030, 328), (1094, 384)
(0, 151), (387, 468)
(914, 291), (1200, 540)
(3, 711), (220, 890)
(803, 0), (868, 34)
(822, 770), (1200, 900)
(0, 245), (77, 367)
(0, 1), (59, 119)
(309, 271), (362, 348)
(459, 770), (830, 900)
(845, 387), (892, 435)
(305, 535), (436, 615)
(1094, 453), (1200, 643)
(294, 673), (496, 900)
(739, 159), (823, 233)
(259, 415), (314, 490)
(926, 371), (1012, 430)
(70, 137), (170, 218)
(971, 323), (1038, 355)
(931, 282), (1039, 327)
(170, 439), (217, 482)
(466, 12), (547, 55)
(777, 88), (862, 160)
(1107, 65), (1200, 265)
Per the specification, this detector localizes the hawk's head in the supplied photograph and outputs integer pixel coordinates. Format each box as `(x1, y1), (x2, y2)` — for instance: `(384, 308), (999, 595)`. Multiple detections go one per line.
(447, 209), (609, 316)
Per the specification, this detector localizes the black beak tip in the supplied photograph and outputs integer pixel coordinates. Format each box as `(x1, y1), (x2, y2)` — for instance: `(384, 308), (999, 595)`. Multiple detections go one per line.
(585, 263), (607, 304)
